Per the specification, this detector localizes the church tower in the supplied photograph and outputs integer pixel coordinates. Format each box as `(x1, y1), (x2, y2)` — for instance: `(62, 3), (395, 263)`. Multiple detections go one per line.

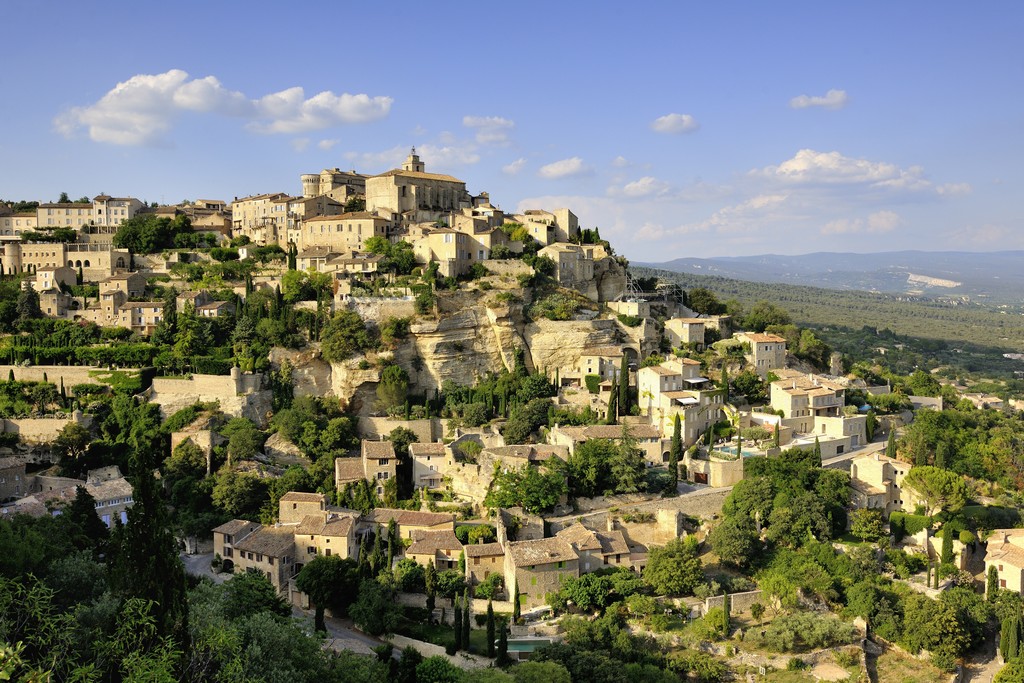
(402, 147), (425, 173)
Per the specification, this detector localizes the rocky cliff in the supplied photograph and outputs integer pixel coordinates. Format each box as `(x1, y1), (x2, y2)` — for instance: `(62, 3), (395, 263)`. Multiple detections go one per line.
(270, 278), (631, 408)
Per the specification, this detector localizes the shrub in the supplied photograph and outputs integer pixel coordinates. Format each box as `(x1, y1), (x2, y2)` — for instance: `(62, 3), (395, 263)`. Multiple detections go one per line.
(889, 511), (932, 540)
(584, 374), (601, 394)
(617, 314), (642, 327)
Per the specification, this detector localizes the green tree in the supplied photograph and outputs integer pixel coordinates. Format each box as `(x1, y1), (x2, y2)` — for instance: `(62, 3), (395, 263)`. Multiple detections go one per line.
(53, 422), (93, 476)
(903, 466), (969, 516)
(416, 656), (463, 683)
(708, 516), (758, 569)
(223, 569), (290, 621)
(885, 429), (897, 458)
(743, 301), (792, 332)
(294, 555), (361, 631)
(486, 600), (496, 657)
(609, 425), (647, 494)
(497, 621), (510, 666)
(377, 364), (410, 411)
(988, 564), (1000, 602)
(321, 310), (377, 362)
(643, 537), (703, 596)
(667, 414), (682, 493)
(109, 416), (189, 645)
(454, 594), (464, 651)
(688, 288), (726, 315)
(513, 661), (571, 683)
(350, 579), (401, 636)
(850, 508), (885, 542)
(750, 602), (765, 625)
(485, 465), (567, 514)
(618, 354), (629, 414)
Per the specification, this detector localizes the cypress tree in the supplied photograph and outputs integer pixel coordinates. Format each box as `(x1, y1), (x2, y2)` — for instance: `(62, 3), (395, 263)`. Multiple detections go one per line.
(1002, 615), (1020, 661)
(812, 436), (822, 466)
(425, 562), (437, 615)
(941, 526), (954, 565)
(720, 366), (729, 402)
(606, 375), (618, 424)
(773, 421), (781, 448)
(722, 592), (730, 637)
(618, 354), (629, 413)
(885, 429), (897, 459)
(668, 414), (682, 493)
(454, 595), (463, 651)
(935, 441), (952, 469)
(462, 590), (471, 650)
(496, 621), (509, 666)
(988, 564), (1000, 602)
(486, 600), (496, 657)
(512, 578), (521, 623)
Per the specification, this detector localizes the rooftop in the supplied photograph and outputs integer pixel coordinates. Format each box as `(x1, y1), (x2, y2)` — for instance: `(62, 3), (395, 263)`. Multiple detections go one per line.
(362, 440), (396, 460)
(507, 537), (578, 567)
(234, 527), (294, 557)
(407, 530), (463, 555)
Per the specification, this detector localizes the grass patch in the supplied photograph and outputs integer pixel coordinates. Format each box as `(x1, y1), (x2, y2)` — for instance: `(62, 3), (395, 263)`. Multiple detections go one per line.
(876, 649), (948, 683)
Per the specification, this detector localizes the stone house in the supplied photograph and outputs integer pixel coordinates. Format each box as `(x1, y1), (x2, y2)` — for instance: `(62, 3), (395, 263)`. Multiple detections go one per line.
(299, 212), (390, 253)
(848, 451), (912, 519)
(578, 346), (625, 382)
(735, 332), (787, 377)
(114, 301), (164, 335)
(35, 266), (76, 292)
(406, 530), (463, 571)
(409, 442), (447, 490)
(0, 457), (26, 501)
(548, 423), (665, 467)
(505, 537), (579, 609)
(230, 527), (297, 591)
(637, 359), (721, 447)
(100, 271), (147, 298)
(465, 541), (506, 589)
(664, 318), (706, 351)
(986, 529), (1024, 595)
(363, 508), (456, 540)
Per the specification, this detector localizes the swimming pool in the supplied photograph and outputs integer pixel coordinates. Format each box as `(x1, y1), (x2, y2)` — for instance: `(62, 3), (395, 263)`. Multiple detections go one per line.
(714, 444), (763, 458)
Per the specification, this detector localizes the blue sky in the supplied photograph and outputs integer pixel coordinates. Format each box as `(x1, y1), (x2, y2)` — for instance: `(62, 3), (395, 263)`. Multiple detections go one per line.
(2, 1), (1022, 261)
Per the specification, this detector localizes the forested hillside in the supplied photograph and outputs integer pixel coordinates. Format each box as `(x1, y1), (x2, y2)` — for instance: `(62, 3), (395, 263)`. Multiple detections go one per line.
(636, 267), (1024, 355)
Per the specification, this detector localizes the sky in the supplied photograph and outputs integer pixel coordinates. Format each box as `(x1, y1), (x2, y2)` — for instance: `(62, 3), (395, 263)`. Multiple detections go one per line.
(1, 1), (1022, 262)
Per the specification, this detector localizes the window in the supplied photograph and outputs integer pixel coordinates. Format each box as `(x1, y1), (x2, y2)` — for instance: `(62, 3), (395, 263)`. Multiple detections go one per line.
(268, 557), (275, 566)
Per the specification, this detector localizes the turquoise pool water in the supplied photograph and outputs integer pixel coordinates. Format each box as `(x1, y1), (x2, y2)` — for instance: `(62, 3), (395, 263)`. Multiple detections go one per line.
(506, 639), (552, 652)
(714, 444), (763, 458)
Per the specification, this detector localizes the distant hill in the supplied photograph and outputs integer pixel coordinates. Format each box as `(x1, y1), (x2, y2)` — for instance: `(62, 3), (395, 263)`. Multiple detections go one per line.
(639, 251), (1024, 303)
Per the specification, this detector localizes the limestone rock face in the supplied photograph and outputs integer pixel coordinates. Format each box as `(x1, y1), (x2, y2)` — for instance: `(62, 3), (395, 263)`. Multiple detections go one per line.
(595, 256), (627, 303)
(269, 347), (333, 397)
(408, 307), (512, 390)
(523, 318), (619, 374)
(329, 358), (382, 413)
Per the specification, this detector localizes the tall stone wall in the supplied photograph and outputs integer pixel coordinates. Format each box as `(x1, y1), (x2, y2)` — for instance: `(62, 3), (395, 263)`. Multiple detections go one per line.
(358, 417), (438, 443)
(1, 413), (89, 443)
(148, 371), (272, 425)
(0, 365), (142, 393)
(704, 589), (764, 615)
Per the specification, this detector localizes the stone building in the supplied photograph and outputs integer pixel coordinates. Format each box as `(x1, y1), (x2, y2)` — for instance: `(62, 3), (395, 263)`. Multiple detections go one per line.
(300, 168), (367, 203)
(365, 149), (471, 224)
(504, 537), (579, 609)
(406, 530), (463, 571)
(299, 212), (391, 253)
(735, 332), (787, 377)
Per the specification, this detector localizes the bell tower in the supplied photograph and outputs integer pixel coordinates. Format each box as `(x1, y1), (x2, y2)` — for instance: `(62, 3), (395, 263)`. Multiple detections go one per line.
(402, 147), (425, 173)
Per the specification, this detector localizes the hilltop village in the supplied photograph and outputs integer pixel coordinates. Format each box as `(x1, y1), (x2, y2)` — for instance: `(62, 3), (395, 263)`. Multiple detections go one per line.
(3, 150), (1024, 682)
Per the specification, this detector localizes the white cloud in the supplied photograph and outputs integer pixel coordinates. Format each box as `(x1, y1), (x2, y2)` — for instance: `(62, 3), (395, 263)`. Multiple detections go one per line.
(755, 149), (930, 190)
(538, 157), (591, 179)
(291, 138), (310, 152)
(936, 182), (972, 197)
(790, 89), (849, 110)
(821, 210), (901, 235)
(318, 139), (340, 150)
(680, 194), (791, 235)
(650, 113), (699, 135)
(462, 115), (515, 145)
(612, 176), (671, 198)
(503, 158), (527, 175)
(247, 89), (392, 134)
(55, 69), (392, 146)
(612, 156), (631, 168)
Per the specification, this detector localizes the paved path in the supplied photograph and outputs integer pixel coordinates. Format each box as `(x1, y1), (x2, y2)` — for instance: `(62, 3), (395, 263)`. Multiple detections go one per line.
(180, 552), (227, 584)
(961, 634), (1002, 683)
